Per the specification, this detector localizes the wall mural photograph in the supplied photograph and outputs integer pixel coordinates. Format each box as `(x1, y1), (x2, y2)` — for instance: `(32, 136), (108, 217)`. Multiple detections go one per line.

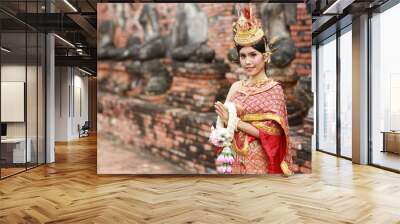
(97, 2), (313, 174)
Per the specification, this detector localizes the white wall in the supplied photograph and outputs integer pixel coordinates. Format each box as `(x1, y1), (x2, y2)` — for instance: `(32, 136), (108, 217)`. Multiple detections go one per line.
(55, 67), (89, 141)
(55, 66), (69, 141)
(1, 65), (26, 81)
(1, 65), (26, 132)
(1, 65), (38, 138)
(1, 65), (26, 141)
(72, 73), (89, 138)
(1, 64), (46, 164)
(1, 82), (25, 122)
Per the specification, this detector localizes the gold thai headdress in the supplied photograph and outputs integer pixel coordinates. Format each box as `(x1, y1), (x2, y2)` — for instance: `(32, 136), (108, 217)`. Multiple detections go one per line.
(232, 5), (272, 59)
(232, 5), (264, 46)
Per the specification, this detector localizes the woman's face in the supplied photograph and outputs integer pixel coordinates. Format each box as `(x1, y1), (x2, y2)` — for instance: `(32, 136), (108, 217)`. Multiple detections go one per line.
(239, 46), (266, 77)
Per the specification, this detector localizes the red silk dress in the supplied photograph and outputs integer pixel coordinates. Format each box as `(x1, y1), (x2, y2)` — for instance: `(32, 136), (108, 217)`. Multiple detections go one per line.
(216, 80), (293, 175)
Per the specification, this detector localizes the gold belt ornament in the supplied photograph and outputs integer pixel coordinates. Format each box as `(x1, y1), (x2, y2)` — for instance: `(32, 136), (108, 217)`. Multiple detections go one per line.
(251, 122), (282, 136)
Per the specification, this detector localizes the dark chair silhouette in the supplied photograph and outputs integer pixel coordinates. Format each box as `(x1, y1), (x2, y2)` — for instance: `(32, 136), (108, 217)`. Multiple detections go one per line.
(79, 121), (90, 138)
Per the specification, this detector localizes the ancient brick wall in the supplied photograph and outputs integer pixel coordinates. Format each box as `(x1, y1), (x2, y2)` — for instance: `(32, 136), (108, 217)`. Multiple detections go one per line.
(98, 94), (216, 173)
(98, 3), (311, 78)
(291, 4), (312, 78)
(98, 61), (224, 173)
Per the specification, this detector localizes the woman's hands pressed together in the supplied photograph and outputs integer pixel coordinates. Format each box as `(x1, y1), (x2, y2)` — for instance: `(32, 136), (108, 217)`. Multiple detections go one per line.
(214, 101), (260, 138)
(214, 101), (229, 125)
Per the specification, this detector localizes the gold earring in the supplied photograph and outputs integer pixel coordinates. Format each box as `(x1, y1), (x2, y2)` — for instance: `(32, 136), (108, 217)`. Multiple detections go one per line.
(263, 52), (271, 63)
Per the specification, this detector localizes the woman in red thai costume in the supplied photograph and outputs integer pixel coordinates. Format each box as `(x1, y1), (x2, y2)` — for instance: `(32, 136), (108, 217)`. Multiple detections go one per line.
(214, 6), (293, 176)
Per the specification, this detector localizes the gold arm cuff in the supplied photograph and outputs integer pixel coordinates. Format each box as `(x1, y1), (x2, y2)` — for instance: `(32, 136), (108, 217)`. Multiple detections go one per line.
(232, 134), (249, 156)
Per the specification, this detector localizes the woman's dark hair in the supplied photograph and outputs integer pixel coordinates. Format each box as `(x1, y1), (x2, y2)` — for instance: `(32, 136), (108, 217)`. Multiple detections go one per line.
(235, 36), (268, 54)
(235, 36), (269, 73)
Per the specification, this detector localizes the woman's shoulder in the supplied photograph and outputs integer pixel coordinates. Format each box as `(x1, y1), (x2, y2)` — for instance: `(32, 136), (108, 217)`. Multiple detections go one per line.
(226, 80), (242, 101)
(229, 80), (244, 94)
(268, 81), (286, 99)
(270, 81), (283, 91)
(268, 81), (284, 92)
(232, 80), (243, 89)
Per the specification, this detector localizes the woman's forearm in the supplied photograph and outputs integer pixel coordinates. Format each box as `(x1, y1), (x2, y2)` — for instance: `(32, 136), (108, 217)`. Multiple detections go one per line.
(236, 120), (259, 138)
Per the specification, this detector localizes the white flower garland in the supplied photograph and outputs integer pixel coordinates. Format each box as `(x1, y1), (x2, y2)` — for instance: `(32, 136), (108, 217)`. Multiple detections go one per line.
(209, 101), (240, 174)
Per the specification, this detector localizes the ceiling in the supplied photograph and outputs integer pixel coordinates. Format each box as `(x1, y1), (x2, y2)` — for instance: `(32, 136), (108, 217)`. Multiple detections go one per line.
(0, 0), (99, 75)
(307, 0), (391, 43)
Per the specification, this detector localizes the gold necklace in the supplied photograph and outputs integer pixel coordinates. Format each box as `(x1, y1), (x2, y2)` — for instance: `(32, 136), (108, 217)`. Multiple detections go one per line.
(242, 78), (271, 88)
(239, 78), (272, 102)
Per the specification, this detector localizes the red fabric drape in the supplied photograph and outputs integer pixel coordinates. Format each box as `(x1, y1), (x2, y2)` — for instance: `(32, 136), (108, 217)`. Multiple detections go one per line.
(258, 130), (286, 174)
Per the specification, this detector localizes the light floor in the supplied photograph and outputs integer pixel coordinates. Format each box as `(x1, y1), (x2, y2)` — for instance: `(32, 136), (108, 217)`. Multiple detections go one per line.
(372, 150), (400, 171)
(0, 135), (399, 223)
